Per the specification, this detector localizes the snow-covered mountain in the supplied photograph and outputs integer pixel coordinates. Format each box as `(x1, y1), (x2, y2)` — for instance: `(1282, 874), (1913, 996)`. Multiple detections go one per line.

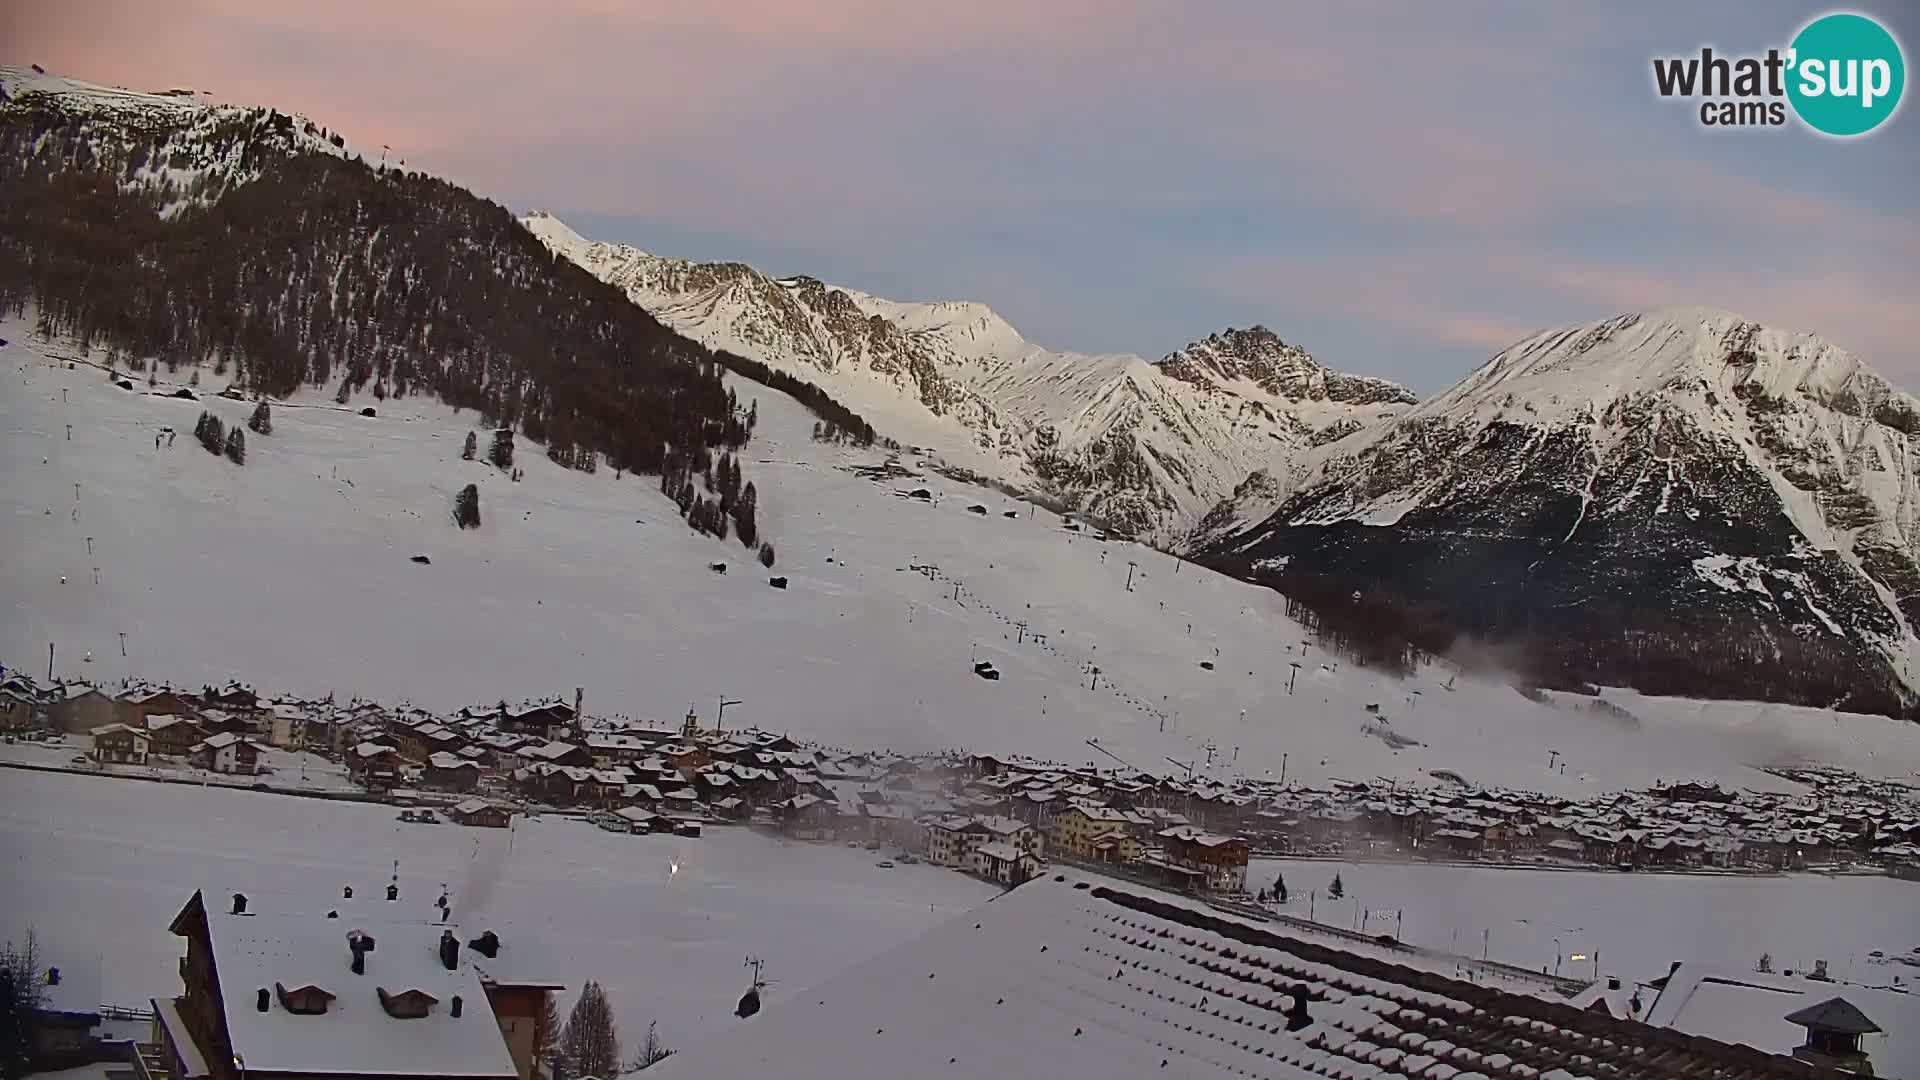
(1198, 307), (1920, 715)
(0, 64), (361, 214)
(12, 330), (1919, 793)
(523, 211), (1415, 541)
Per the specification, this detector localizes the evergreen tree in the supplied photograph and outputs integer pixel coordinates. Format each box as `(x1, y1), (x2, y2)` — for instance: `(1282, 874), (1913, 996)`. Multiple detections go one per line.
(247, 400), (272, 435)
(734, 481), (758, 548)
(225, 425), (245, 464)
(1328, 873), (1344, 899)
(1273, 872), (1288, 904)
(462, 431), (477, 461)
(0, 930), (45, 1080)
(453, 484), (480, 529)
(559, 980), (621, 1080)
(489, 428), (515, 470)
(758, 542), (776, 569)
(196, 411), (226, 455)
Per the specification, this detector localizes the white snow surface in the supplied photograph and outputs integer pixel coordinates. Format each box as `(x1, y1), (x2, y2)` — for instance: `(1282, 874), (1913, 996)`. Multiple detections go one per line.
(6, 331), (1920, 795)
(1248, 857), (1919, 991)
(521, 211), (1413, 541)
(0, 769), (996, 1043)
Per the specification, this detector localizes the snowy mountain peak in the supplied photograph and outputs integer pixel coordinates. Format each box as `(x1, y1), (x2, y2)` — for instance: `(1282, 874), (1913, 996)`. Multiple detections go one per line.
(1198, 308), (1920, 715)
(523, 211), (1416, 539)
(1161, 325), (1418, 406)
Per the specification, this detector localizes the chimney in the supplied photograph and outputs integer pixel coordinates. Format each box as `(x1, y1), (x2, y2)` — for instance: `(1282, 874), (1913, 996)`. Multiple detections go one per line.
(256, 988), (271, 1012)
(467, 930), (501, 959)
(1812, 960), (1831, 981)
(46, 967), (61, 986)
(343, 885), (354, 899)
(232, 892), (249, 915)
(347, 930), (376, 975)
(327, 910), (338, 919)
(386, 883), (399, 902)
(1284, 984), (1312, 1032)
(438, 930), (460, 971)
(450, 995), (463, 1018)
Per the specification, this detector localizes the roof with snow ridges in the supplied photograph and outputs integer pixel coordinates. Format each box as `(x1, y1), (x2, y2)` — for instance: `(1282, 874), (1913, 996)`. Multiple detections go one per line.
(192, 905), (517, 1078)
(648, 874), (1854, 1080)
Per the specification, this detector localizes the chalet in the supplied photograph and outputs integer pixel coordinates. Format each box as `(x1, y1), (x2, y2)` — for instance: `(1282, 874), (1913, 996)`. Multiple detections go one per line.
(968, 840), (1041, 885)
(193, 708), (253, 738)
(266, 703), (311, 749)
(450, 799), (514, 829)
(146, 714), (206, 757)
(584, 732), (662, 765)
(517, 740), (592, 769)
(1156, 826), (1250, 892)
(390, 720), (462, 763)
(1051, 805), (1132, 859)
(777, 794), (840, 840)
(425, 752), (484, 793)
(156, 889), (527, 1080)
(500, 699), (576, 737)
(349, 741), (404, 787)
(117, 686), (197, 729)
(90, 723), (152, 764)
(0, 675), (48, 730)
(926, 816), (990, 866)
(976, 814), (1044, 858)
(51, 684), (117, 735)
(188, 731), (262, 775)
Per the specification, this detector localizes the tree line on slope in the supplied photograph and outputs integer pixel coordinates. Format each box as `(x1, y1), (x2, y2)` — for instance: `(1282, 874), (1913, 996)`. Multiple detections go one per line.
(1204, 557), (1914, 720)
(0, 102), (876, 552)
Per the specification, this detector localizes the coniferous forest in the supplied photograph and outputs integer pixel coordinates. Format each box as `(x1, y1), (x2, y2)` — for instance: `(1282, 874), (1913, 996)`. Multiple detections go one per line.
(0, 92), (875, 547)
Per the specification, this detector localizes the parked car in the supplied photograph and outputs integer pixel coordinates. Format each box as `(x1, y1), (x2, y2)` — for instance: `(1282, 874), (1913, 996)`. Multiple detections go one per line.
(875, 860), (895, 868)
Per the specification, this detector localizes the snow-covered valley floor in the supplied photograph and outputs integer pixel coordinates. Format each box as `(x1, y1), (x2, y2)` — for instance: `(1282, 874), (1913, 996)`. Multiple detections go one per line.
(0, 769), (997, 1045)
(5, 331), (1920, 797)
(1250, 856), (1919, 991)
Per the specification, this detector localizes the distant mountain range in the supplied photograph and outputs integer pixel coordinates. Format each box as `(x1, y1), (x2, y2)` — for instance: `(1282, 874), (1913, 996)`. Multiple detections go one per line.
(1197, 308), (1920, 717)
(7, 65), (1915, 717)
(524, 211), (1414, 541)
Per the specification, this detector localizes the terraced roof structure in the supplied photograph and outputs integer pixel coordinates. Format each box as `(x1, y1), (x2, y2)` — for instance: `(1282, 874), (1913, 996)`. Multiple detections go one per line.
(651, 873), (1853, 1080)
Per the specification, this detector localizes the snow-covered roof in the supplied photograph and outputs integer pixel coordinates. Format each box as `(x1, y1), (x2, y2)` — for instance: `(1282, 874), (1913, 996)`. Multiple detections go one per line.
(202, 909), (517, 1078)
(972, 841), (1022, 862)
(652, 874), (1809, 1080)
(1646, 964), (1917, 1079)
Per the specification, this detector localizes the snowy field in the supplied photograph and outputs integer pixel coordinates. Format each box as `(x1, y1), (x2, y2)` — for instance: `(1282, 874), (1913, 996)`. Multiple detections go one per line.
(0, 739), (359, 792)
(1250, 856), (1919, 990)
(5, 331), (1920, 796)
(0, 769), (997, 1046)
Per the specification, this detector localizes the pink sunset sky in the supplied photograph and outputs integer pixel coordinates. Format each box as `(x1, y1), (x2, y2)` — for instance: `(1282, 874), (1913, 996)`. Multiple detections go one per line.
(10, 0), (1916, 389)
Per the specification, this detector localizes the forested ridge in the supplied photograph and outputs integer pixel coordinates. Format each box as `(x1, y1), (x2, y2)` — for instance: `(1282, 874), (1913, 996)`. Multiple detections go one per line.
(0, 89), (877, 508)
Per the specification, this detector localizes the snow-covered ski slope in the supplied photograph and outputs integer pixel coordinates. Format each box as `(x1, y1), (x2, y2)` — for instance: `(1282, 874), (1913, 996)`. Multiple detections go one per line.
(5, 332), (1918, 794)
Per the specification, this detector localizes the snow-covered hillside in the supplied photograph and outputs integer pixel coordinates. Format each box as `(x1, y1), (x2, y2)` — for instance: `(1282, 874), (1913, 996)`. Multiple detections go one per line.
(1199, 308), (1920, 714)
(522, 211), (1414, 542)
(0, 64), (360, 215)
(8, 331), (1918, 795)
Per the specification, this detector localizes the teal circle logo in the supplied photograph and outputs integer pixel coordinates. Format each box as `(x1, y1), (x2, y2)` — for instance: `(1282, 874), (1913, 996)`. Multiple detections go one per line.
(1787, 13), (1905, 136)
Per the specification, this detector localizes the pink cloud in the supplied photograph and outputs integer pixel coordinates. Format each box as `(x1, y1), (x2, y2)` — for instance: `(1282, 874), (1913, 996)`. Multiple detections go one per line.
(1214, 249), (1918, 382)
